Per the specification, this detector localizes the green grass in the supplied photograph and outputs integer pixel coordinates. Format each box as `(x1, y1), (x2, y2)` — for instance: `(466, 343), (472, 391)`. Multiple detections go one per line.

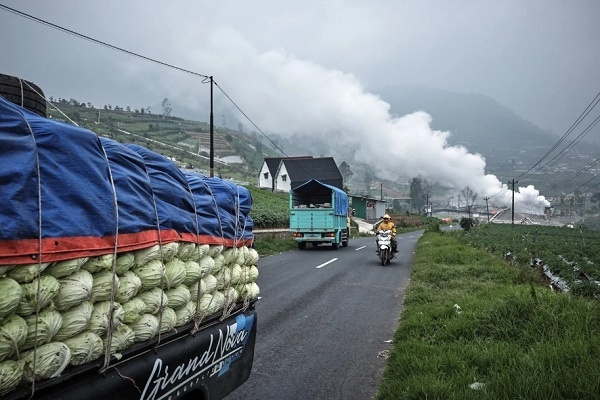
(376, 232), (600, 399)
(253, 234), (298, 257)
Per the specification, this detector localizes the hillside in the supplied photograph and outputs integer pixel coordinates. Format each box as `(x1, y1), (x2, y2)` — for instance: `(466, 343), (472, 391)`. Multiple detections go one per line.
(46, 101), (277, 183)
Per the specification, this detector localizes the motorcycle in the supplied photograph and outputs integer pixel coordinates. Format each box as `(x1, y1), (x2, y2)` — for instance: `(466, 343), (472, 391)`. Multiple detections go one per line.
(377, 229), (394, 265)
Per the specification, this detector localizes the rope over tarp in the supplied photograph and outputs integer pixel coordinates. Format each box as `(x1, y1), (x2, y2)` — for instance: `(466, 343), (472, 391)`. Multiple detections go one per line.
(0, 96), (253, 265)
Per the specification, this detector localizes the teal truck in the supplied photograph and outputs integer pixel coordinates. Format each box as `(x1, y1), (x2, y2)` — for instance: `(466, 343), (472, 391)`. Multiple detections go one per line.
(289, 179), (350, 250)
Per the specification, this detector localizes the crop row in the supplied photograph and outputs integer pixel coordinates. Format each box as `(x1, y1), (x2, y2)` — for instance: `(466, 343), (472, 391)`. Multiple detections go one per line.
(456, 223), (600, 297)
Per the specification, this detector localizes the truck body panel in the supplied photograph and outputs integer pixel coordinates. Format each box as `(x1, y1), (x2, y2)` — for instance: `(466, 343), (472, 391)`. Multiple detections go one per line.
(7, 307), (256, 400)
(289, 179), (349, 248)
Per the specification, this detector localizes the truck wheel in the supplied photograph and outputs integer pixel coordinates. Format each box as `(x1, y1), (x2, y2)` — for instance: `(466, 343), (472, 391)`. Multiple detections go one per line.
(332, 242), (339, 250)
(298, 242), (306, 250)
(0, 73), (47, 117)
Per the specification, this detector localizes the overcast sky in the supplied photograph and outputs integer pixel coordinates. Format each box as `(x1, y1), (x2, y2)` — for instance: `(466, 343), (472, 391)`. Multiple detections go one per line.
(1, 0), (598, 210)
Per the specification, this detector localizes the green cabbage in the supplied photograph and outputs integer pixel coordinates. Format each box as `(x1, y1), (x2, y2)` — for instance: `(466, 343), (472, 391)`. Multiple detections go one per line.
(222, 287), (239, 307)
(202, 274), (218, 294)
(53, 301), (93, 342)
(0, 360), (23, 396)
(54, 269), (94, 311)
(212, 254), (225, 275)
(20, 342), (71, 382)
(81, 254), (114, 274)
(174, 301), (196, 327)
(164, 258), (186, 289)
(132, 260), (165, 292)
(0, 265), (15, 276)
(237, 282), (260, 300)
(23, 309), (63, 350)
(246, 247), (259, 266)
(115, 271), (142, 303)
(44, 257), (88, 279)
(198, 256), (215, 278)
(194, 244), (210, 261)
(165, 285), (191, 310)
(233, 247), (247, 266)
(210, 291), (225, 314)
(16, 275), (60, 317)
(122, 298), (146, 324)
(63, 331), (103, 366)
(7, 262), (50, 283)
(189, 280), (207, 301)
(208, 244), (223, 258)
(176, 242), (196, 261)
(115, 252), (135, 275)
(104, 324), (135, 354)
(87, 301), (124, 336)
(133, 245), (161, 267)
(229, 264), (243, 285)
(239, 265), (259, 284)
(159, 307), (177, 334)
(0, 277), (22, 320)
(182, 260), (201, 286)
(214, 269), (231, 291)
(196, 294), (215, 317)
(221, 248), (237, 265)
(0, 315), (27, 362)
(136, 288), (168, 315)
(89, 271), (120, 304)
(128, 314), (159, 342)
(160, 242), (179, 262)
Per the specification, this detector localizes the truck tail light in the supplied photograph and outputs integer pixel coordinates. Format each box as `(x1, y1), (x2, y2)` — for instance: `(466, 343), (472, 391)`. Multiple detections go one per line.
(293, 233), (302, 238)
(324, 232), (334, 238)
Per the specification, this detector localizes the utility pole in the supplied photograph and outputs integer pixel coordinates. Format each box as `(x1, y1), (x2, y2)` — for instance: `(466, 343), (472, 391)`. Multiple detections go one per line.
(426, 193), (430, 216)
(509, 179), (518, 227)
(484, 196), (490, 221)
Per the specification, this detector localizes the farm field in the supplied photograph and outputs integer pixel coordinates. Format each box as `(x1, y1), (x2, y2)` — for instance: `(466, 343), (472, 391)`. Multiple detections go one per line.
(456, 223), (600, 298)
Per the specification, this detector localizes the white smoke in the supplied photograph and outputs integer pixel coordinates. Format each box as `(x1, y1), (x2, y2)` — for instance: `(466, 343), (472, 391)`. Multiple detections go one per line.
(174, 30), (549, 213)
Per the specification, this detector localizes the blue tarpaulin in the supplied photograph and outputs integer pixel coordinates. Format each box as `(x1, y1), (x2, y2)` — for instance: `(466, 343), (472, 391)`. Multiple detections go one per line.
(0, 96), (253, 265)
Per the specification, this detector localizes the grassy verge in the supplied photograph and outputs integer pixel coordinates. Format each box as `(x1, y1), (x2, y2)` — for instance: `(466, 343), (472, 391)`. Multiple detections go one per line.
(253, 233), (298, 257)
(377, 232), (600, 399)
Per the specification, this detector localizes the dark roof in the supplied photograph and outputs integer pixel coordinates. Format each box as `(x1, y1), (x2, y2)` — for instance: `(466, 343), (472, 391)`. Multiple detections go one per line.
(280, 157), (343, 188)
(263, 156), (312, 175)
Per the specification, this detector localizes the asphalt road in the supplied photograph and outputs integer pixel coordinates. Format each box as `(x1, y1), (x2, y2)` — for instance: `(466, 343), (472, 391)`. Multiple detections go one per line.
(225, 230), (423, 400)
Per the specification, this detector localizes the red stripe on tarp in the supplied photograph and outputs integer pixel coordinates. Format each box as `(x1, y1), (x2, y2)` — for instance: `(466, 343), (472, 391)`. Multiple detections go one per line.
(0, 230), (253, 265)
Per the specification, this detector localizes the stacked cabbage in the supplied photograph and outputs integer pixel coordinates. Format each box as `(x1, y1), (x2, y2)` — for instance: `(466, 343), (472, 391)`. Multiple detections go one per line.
(0, 243), (259, 396)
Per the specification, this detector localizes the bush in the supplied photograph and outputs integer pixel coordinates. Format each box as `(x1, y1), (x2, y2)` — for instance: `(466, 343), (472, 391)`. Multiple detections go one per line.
(459, 217), (478, 231)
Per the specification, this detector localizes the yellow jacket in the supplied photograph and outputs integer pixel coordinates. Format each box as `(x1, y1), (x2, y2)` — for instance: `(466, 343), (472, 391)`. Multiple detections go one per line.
(377, 220), (396, 236)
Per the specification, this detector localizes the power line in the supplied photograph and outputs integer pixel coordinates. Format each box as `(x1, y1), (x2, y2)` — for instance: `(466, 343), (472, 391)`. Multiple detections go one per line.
(0, 4), (209, 80)
(514, 91), (600, 181)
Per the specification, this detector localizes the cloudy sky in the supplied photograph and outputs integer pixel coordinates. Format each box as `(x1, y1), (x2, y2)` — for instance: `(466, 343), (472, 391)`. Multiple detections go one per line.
(1, 0), (599, 210)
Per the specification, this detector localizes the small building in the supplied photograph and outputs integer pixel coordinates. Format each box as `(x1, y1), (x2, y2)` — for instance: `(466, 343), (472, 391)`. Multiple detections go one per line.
(258, 156), (343, 193)
(350, 195), (386, 220)
(258, 156), (312, 191)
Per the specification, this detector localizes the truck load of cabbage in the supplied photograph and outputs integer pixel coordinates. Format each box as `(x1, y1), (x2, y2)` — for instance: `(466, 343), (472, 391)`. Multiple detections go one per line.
(0, 96), (259, 395)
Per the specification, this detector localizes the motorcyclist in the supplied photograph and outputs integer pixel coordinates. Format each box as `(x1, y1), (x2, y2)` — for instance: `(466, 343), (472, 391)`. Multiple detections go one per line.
(376, 214), (398, 253)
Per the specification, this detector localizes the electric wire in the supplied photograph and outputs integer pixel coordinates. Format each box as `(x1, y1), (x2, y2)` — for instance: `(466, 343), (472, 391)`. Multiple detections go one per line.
(514, 91), (600, 181)
(0, 4), (209, 80)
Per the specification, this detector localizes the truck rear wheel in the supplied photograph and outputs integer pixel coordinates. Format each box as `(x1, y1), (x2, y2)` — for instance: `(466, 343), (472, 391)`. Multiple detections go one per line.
(332, 242), (339, 250)
(298, 242), (306, 250)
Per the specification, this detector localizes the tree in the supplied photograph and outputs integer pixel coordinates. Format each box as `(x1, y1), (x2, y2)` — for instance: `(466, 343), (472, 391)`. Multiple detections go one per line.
(161, 98), (172, 117)
(409, 177), (431, 212)
(461, 186), (478, 217)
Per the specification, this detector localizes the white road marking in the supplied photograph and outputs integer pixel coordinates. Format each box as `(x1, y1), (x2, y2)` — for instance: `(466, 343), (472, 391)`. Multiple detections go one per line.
(316, 258), (338, 269)
(355, 246), (366, 251)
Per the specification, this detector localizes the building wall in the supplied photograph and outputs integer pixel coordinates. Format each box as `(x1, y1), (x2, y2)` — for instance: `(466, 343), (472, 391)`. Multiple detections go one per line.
(258, 162), (272, 189)
(275, 164), (292, 192)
